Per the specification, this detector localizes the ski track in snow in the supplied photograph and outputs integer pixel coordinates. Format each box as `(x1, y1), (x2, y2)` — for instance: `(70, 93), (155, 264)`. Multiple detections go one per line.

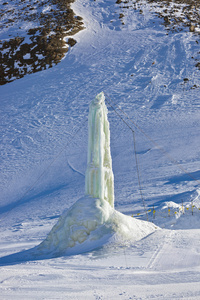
(146, 230), (173, 269)
(0, 0), (200, 298)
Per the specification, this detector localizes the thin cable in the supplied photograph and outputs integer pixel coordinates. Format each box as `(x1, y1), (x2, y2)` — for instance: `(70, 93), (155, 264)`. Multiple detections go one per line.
(104, 96), (149, 220)
(105, 92), (200, 186)
(132, 131), (149, 221)
(105, 96), (134, 132)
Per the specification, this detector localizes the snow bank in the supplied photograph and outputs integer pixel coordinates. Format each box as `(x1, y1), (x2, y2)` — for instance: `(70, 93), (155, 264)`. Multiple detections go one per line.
(151, 189), (200, 229)
(37, 195), (156, 256)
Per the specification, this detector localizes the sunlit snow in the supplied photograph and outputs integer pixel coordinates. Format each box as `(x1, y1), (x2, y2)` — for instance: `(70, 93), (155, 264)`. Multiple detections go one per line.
(0, 0), (200, 298)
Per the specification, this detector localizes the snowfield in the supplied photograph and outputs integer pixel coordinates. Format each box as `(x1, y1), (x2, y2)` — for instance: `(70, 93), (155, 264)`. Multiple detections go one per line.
(0, 0), (200, 299)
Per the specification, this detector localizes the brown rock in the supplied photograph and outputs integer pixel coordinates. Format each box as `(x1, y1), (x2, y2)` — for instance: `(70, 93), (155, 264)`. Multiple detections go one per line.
(189, 25), (195, 32)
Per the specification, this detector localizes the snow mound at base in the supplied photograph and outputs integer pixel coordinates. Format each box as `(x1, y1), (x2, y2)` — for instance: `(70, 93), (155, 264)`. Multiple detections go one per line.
(37, 196), (157, 256)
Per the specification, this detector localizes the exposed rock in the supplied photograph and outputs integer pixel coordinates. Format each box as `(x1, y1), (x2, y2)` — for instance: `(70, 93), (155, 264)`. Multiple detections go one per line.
(0, 0), (85, 85)
(116, 0), (200, 71)
(189, 24), (195, 32)
(67, 38), (77, 47)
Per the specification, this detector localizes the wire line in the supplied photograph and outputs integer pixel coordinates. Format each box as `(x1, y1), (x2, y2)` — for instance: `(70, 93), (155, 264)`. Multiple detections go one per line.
(104, 92), (200, 186)
(132, 131), (149, 221)
(104, 95), (149, 220)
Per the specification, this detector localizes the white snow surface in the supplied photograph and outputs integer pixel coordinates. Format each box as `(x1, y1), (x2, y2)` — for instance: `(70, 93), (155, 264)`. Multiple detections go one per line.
(0, 0), (200, 298)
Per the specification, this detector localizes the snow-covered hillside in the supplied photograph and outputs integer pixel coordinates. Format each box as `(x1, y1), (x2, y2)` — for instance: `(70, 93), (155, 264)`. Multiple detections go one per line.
(0, 0), (200, 298)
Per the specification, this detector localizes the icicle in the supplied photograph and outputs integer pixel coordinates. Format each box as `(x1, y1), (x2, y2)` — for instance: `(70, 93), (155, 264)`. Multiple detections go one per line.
(85, 92), (114, 208)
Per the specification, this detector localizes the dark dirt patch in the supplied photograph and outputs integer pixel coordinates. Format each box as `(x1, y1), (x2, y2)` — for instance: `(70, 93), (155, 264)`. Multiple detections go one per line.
(0, 0), (84, 85)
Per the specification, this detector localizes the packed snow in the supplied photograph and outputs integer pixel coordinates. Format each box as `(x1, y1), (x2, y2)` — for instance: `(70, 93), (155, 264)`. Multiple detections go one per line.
(0, 0), (200, 299)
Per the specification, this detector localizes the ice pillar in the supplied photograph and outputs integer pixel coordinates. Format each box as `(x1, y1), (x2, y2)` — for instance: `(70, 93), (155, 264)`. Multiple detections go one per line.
(85, 92), (114, 208)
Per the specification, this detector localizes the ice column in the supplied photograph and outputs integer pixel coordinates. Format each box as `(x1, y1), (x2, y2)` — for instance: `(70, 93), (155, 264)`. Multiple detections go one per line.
(85, 92), (114, 208)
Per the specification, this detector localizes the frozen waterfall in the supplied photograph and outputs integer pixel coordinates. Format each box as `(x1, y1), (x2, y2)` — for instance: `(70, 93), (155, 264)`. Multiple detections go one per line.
(85, 92), (114, 208)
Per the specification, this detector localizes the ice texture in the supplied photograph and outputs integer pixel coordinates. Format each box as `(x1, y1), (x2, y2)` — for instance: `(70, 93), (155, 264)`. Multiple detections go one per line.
(37, 195), (156, 256)
(85, 92), (114, 208)
(37, 93), (156, 256)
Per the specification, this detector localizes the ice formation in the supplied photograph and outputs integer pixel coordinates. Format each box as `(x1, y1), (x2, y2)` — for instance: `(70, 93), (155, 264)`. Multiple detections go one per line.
(85, 92), (114, 207)
(38, 92), (156, 256)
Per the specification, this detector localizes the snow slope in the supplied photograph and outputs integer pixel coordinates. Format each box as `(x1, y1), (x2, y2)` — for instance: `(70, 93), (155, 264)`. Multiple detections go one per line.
(0, 0), (200, 298)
